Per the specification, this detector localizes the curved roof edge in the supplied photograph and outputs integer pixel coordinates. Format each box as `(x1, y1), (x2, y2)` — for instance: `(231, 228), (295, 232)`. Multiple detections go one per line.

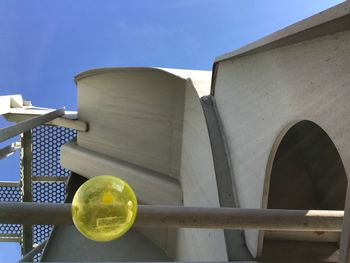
(214, 1), (350, 64)
(74, 67), (189, 85)
(74, 67), (212, 96)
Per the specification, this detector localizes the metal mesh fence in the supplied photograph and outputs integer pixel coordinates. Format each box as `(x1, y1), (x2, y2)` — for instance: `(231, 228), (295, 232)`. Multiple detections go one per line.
(30, 125), (76, 262)
(32, 224), (53, 262)
(0, 185), (21, 202)
(0, 125), (76, 262)
(0, 185), (21, 241)
(32, 125), (76, 177)
(32, 182), (66, 203)
(0, 125), (76, 261)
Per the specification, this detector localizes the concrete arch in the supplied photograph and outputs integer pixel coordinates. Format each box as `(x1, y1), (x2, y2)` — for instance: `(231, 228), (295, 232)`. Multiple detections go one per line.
(265, 120), (347, 210)
(259, 120), (347, 260)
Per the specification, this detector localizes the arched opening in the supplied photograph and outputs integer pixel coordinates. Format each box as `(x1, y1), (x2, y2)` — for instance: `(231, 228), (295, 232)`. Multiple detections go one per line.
(262, 120), (347, 261)
(267, 120), (347, 210)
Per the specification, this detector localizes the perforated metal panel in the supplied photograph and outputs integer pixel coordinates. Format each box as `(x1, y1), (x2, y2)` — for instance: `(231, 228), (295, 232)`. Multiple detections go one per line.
(32, 125), (76, 178)
(31, 181), (65, 261)
(32, 182), (66, 203)
(0, 185), (21, 241)
(30, 125), (76, 262)
(0, 185), (21, 202)
(32, 182), (66, 261)
(32, 225), (53, 262)
(0, 125), (76, 261)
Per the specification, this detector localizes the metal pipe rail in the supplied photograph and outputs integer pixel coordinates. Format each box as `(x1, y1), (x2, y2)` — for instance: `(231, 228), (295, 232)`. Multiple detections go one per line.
(0, 142), (20, 160)
(0, 202), (344, 232)
(0, 108), (65, 143)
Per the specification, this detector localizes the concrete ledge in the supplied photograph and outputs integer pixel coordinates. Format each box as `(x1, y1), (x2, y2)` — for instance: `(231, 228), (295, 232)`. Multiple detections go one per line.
(60, 141), (183, 205)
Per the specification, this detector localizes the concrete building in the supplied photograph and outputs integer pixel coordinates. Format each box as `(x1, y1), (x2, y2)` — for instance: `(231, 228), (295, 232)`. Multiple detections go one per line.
(0, 1), (350, 262)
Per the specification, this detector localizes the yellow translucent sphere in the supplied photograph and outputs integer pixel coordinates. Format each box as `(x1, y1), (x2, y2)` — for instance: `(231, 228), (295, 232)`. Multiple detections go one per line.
(71, 175), (137, 242)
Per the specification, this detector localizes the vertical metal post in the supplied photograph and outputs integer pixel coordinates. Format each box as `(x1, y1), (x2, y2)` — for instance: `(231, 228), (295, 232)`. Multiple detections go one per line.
(20, 131), (33, 257)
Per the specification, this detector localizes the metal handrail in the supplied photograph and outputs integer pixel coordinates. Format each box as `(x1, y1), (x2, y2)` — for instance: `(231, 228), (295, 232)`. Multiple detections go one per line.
(0, 202), (344, 232)
(0, 142), (20, 160)
(0, 108), (65, 143)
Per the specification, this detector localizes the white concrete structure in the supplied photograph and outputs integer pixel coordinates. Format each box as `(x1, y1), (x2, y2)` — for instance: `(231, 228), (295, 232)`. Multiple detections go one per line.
(2, 1), (350, 262)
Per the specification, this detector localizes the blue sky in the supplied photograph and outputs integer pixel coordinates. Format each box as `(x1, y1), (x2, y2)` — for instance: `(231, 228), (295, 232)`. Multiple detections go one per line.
(0, 0), (344, 261)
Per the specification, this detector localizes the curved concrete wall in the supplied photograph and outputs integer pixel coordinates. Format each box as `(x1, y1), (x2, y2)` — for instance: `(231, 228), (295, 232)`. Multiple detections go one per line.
(75, 68), (186, 178)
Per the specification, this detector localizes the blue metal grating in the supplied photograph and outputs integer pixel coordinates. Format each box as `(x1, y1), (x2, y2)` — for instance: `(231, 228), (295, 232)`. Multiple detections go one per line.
(0, 186), (21, 237)
(32, 182), (66, 203)
(32, 125), (76, 177)
(32, 224), (53, 262)
(0, 185), (21, 202)
(31, 125), (76, 262)
(0, 125), (76, 261)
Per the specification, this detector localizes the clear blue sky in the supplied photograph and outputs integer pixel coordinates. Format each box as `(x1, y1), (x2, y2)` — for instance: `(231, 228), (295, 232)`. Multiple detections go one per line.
(0, 0), (344, 261)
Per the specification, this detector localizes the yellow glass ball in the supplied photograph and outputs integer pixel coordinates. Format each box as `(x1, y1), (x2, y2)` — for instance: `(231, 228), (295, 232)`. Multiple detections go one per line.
(71, 175), (137, 242)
